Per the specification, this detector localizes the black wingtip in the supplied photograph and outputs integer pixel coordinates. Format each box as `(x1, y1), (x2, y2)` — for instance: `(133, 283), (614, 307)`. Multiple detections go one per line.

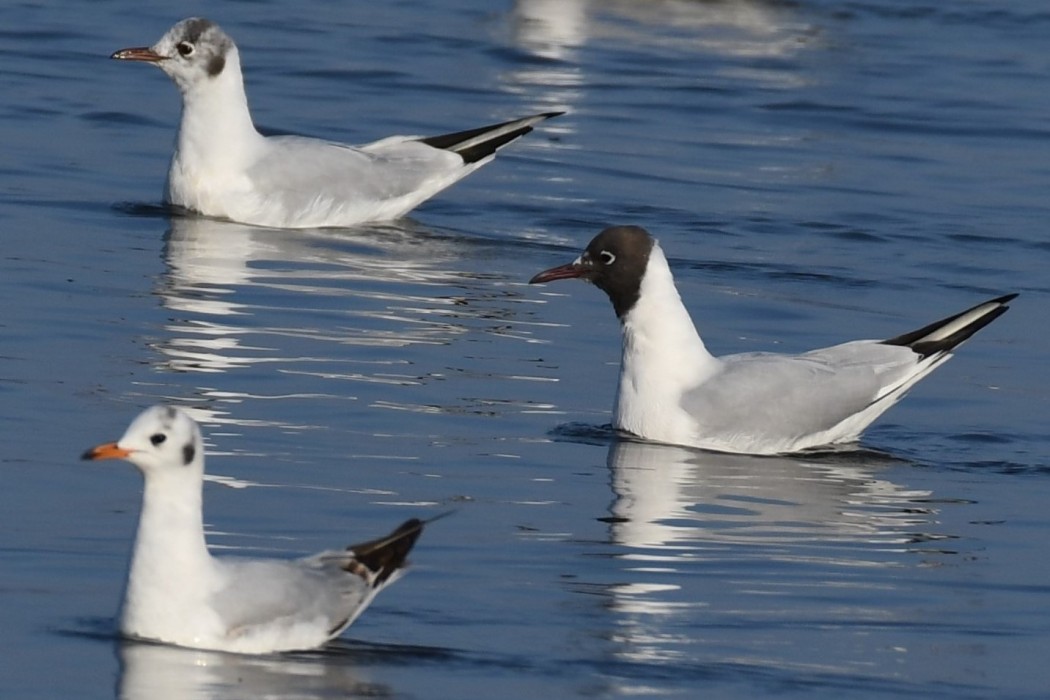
(347, 511), (454, 586)
(418, 112), (563, 164)
(882, 292), (1018, 358)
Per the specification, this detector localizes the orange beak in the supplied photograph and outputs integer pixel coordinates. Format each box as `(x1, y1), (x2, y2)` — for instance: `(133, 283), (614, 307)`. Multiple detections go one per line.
(111, 47), (166, 63)
(81, 442), (132, 461)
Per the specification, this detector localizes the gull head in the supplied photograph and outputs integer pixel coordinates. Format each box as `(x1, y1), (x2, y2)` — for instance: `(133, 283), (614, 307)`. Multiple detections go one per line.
(111, 17), (236, 94)
(529, 225), (656, 318)
(82, 405), (204, 476)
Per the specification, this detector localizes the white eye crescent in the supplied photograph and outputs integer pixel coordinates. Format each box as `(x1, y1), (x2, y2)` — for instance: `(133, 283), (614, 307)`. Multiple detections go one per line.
(599, 250), (616, 265)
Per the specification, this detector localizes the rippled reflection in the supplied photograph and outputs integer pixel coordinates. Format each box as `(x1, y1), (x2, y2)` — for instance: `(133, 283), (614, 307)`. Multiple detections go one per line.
(117, 640), (381, 700)
(606, 439), (933, 552)
(508, 0), (587, 116)
(158, 216), (474, 374)
(508, 0), (816, 111)
(599, 439), (951, 665)
(157, 215), (551, 373)
(512, 0), (587, 63)
(150, 215), (557, 431)
(514, 0), (813, 58)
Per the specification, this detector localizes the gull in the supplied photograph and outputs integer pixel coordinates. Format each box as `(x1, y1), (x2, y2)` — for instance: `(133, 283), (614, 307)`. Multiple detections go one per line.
(111, 17), (563, 229)
(529, 225), (1017, 455)
(82, 405), (436, 653)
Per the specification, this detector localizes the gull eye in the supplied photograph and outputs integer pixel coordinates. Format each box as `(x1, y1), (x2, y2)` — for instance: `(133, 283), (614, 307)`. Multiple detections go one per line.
(599, 250), (616, 265)
(176, 41), (195, 57)
(150, 433), (167, 446)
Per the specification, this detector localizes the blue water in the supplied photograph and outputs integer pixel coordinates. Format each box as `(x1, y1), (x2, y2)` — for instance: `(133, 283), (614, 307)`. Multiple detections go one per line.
(2, 1), (1049, 698)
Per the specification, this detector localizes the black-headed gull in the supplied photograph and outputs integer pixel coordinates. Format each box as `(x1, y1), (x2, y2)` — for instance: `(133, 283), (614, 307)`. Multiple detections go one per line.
(82, 405), (435, 653)
(530, 225), (1017, 455)
(112, 17), (562, 229)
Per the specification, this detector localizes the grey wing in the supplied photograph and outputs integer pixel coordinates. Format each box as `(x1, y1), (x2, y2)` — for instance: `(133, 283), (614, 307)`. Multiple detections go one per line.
(211, 554), (370, 638)
(682, 341), (921, 438)
(247, 135), (464, 205)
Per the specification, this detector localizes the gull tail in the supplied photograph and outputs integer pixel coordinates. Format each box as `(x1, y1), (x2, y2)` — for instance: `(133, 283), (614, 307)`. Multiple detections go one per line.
(881, 293), (1018, 358)
(822, 293), (1018, 447)
(419, 112), (564, 164)
(346, 511), (453, 587)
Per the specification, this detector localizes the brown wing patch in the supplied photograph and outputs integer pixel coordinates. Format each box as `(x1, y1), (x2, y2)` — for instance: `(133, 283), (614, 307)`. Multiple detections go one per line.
(344, 512), (451, 587)
(345, 518), (425, 587)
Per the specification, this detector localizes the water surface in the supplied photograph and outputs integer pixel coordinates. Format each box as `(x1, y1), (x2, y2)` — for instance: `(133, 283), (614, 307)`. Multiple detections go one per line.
(1, 1), (1048, 698)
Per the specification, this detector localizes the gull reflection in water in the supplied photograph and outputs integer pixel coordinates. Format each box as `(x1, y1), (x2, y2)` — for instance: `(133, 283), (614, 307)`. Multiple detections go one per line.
(506, 0), (819, 223)
(509, 0), (816, 104)
(117, 640), (382, 700)
(513, 0), (812, 60)
(600, 439), (948, 664)
(606, 439), (931, 551)
(508, 0), (818, 117)
(157, 215), (492, 375)
(154, 215), (556, 428)
(510, 0), (588, 108)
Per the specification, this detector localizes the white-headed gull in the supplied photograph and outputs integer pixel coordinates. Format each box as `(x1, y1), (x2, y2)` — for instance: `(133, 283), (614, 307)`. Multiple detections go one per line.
(82, 405), (435, 653)
(111, 17), (562, 229)
(530, 225), (1017, 455)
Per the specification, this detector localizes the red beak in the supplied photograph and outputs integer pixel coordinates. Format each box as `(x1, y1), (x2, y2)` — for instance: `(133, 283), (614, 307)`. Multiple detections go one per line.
(529, 261), (590, 285)
(111, 47), (166, 63)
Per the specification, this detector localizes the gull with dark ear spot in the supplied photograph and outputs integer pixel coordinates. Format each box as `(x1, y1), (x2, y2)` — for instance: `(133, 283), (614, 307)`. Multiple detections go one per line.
(111, 17), (564, 229)
(530, 225), (1018, 455)
(81, 405), (442, 653)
